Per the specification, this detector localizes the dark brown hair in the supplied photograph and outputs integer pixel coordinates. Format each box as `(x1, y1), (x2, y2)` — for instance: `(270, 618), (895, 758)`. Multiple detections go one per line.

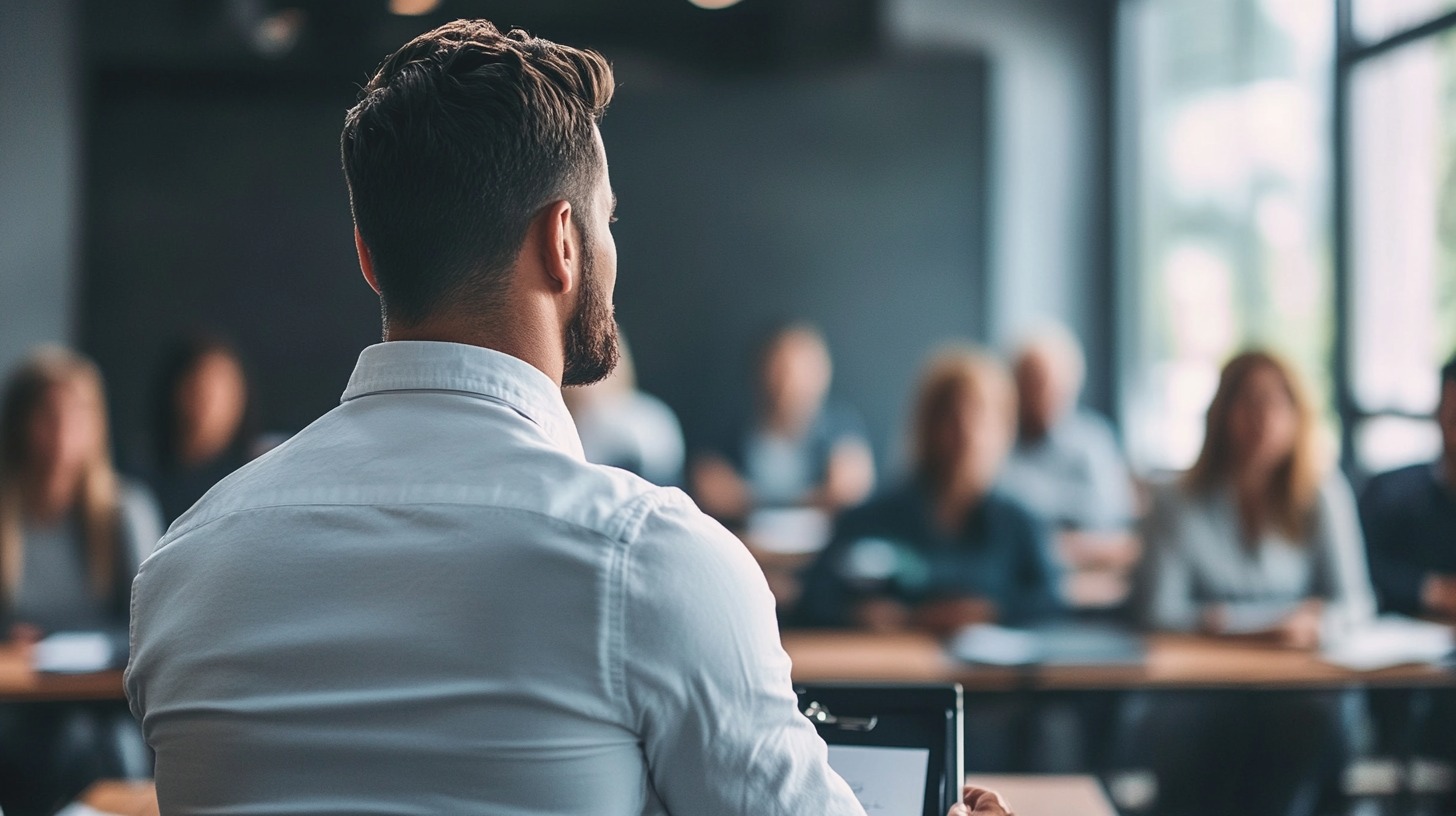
(341, 19), (614, 326)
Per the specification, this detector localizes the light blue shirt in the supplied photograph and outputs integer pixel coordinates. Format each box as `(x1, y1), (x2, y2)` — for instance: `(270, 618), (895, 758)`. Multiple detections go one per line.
(126, 341), (863, 816)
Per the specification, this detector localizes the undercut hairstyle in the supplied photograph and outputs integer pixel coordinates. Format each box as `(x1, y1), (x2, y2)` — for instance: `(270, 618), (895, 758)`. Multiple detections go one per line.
(341, 19), (615, 326)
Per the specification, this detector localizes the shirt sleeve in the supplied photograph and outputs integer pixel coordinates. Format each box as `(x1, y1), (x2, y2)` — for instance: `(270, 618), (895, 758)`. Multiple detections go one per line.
(1080, 413), (1137, 530)
(1359, 474), (1428, 615)
(1308, 475), (1377, 633)
(1136, 486), (1200, 632)
(619, 489), (866, 816)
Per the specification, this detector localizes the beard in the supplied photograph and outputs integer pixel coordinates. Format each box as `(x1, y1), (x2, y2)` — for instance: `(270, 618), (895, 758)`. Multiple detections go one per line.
(561, 236), (619, 387)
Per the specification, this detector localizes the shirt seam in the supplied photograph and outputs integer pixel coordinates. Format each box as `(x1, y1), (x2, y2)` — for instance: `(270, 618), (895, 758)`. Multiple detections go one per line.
(604, 490), (673, 719)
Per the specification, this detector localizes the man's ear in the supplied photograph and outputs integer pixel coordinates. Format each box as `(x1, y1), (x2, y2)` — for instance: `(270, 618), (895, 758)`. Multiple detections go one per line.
(355, 226), (381, 296)
(533, 200), (578, 297)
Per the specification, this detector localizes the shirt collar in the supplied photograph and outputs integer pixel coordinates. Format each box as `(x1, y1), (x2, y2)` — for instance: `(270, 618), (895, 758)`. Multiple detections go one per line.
(341, 341), (585, 460)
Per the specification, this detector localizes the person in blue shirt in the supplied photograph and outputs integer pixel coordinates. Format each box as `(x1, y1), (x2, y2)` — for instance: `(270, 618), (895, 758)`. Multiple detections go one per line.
(797, 347), (1060, 634)
(692, 324), (875, 525)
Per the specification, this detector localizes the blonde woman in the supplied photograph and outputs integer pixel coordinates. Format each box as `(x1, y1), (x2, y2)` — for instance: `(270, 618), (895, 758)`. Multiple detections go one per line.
(1133, 350), (1373, 816)
(0, 347), (161, 635)
(798, 347), (1060, 633)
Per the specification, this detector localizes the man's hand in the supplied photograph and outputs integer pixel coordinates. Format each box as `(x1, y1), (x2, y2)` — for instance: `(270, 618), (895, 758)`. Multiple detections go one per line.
(948, 784), (1012, 816)
(1422, 574), (1456, 619)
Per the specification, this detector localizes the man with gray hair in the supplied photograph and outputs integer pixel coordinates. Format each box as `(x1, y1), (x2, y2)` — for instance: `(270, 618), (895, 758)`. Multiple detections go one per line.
(997, 323), (1138, 608)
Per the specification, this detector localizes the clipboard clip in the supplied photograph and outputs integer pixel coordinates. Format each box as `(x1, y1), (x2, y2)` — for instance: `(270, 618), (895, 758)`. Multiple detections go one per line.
(801, 700), (878, 731)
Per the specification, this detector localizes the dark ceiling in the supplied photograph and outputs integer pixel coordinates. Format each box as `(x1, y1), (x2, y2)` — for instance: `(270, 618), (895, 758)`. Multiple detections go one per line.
(85, 0), (883, 80)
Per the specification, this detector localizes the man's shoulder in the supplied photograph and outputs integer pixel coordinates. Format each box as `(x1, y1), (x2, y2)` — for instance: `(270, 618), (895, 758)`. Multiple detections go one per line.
(1363, 462), (1440, 508)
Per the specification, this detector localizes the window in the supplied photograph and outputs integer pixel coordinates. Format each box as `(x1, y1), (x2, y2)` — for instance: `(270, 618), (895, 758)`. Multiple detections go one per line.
(1343, 2), (1456, 473)
(1121, 0), (1335, 473)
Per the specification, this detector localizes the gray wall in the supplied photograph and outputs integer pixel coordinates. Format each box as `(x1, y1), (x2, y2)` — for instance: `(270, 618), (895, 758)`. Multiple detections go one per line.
(81, 57), (987, 467)
(0, 0), (80, 376)
(888, 0), (1117, 413)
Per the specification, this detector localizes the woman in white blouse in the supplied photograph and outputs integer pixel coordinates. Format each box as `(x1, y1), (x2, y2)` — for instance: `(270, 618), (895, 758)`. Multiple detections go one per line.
(1133, 350), (1374, 816)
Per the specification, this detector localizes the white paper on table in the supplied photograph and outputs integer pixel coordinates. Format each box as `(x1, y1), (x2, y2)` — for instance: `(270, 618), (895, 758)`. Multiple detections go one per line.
(52, 803), (120, 816)
(746, 507), (832, 555)
(948, 623), (1040, 666)
(1321, 615), (1455, 671)
(33, 631), (114, 674)
(826, 744), (930, 816)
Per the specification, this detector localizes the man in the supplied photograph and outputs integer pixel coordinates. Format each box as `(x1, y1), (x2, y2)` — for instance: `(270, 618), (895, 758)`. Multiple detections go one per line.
(692, 324), (874, 524)
(1361, 356), (1456, 617)
(125, 20), (1005, 816)
(996, 324), (1138, 609)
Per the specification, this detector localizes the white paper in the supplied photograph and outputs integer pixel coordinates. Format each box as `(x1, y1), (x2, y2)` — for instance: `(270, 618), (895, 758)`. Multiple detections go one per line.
(34, 632), (114, 674)
(826, 744), (930, 816)
(52, 804), (119, 816)
(746, 507), (832, 555)
(1322, 615), (1454, 671)
(948, 623), (1040, 666)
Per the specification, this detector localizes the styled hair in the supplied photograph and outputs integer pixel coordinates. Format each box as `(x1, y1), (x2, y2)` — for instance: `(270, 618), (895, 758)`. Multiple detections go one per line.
(911, 347), (1017, 487)
(0, 347), (121, 601)
(1184, 350), (1327, 540)
(152, 334), (255, 470)
(341, 19), (615, 326)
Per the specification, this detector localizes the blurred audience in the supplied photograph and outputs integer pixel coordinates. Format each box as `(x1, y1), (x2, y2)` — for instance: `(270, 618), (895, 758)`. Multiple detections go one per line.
(563, 335), (684, 486)
(998, 324), (1139, 611)
(796, 348), (1060, 634)
(1133, 350), (1374, 816)
(1360, 355), (1456, 618)
(691, 324), (873, 525)
(0, 347), (157, 816)
(148, 336), (257, 525)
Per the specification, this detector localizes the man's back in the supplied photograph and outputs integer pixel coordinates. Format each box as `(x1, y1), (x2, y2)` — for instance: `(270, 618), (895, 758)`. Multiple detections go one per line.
(127, 342), (861, 816)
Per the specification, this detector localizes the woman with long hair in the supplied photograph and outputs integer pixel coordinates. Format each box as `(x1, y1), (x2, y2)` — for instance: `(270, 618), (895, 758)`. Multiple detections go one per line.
(0, 347), (160, 816)
(0, 347), (160, 633)
(1133, 350), (1374, 816)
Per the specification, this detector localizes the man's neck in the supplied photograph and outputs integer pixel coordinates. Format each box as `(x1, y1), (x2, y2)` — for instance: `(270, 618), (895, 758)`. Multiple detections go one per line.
(384, 317), (564, 386)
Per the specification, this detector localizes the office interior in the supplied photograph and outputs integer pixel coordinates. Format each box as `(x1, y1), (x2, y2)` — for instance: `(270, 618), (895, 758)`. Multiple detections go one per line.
(2, 0), (1455, 815)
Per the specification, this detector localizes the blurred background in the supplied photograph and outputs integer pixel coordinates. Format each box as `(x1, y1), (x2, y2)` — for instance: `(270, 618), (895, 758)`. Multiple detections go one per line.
(5, 0), (1449, 485)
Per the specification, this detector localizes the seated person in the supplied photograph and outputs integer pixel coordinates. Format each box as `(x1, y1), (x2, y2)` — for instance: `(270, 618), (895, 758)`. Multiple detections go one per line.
(0, 347), (160, 815)
(692, 324), (874, 525)
(563, 334), (684, 486)
(1359, 355), (1456, 803)
(148, 335), (259, 526)
(797, 348), (1060, 635)
(998, 325), (1138, 608)
(1134, 350), (1374, 816)
(1361, 355), (1456, 617)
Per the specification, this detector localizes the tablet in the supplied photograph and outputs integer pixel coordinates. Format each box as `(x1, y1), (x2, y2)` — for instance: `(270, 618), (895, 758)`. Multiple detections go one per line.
(796, 683), (964, 816)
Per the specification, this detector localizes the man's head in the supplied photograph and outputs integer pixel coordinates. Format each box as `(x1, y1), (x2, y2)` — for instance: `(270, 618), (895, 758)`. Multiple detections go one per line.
(1012, 324), (1085, 440)
(758, 325), (832, 430)
(341, 20), (619, 385)
(1439, 356), (1456, 461)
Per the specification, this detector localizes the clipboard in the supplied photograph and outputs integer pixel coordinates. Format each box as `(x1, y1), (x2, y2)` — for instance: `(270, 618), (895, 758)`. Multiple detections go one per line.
(796, 683), (964, 816)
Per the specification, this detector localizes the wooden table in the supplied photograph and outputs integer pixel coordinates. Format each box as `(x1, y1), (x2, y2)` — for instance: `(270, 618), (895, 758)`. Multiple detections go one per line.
(0, 640), (126, 702)
(968, 774), (1116, 816)
(784, 630), (1456, 690)
(74, 777), (1110, 816)
(76, 780), (158, 816)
